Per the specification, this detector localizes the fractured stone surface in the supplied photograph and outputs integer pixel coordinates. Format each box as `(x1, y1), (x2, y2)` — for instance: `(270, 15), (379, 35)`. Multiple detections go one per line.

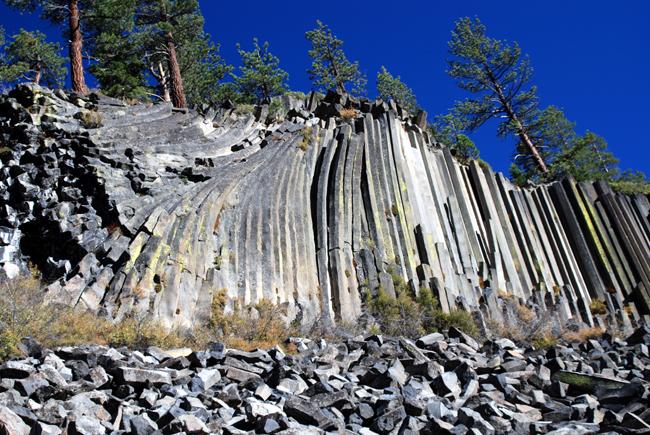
(0, 84), (649, 329)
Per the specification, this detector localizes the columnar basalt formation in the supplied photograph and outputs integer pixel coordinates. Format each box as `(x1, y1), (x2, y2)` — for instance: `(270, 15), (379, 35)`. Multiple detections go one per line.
(0, 85), (649, 330)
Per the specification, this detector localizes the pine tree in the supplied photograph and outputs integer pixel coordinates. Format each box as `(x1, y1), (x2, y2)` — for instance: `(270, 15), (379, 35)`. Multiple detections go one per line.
(432, 113), (480, 163)
(136, 0), (199, 108)
(376, 66), (418, 113)
(305, 20), (366, 96)
(138, 0), (230, 108)
(510, 106), (574, 183)
(86, 0), (148, 100)
(4, 0), (90, 93)
(509, 106), (622, 186)
(447, 17), (547, 173)
(0, 26), (11, 85)
(176, 30), (231, 107)
(551, 131), (619, 182)
(234, 38), (288, 104)
(2, 28), (65, 87)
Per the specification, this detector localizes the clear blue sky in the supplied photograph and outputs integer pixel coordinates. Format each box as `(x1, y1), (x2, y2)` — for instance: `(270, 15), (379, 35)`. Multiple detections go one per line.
(1, 0), (649, 176)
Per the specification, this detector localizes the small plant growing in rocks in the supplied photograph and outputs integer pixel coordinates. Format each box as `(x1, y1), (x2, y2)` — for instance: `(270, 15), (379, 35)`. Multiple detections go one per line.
(365, 269), (479, 338)
(589, 298), (607, 315)
(298, 126), (314, 151)
(267, 99), (286, 122)
(234, 103), (254, 115)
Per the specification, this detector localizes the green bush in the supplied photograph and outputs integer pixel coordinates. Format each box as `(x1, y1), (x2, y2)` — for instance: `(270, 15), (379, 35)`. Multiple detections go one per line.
(285, 91), (307, 100)
(365, 271), (479, 338)
(267, 99), (286, 121)
(366, 287), (424, 338)
(234, 103), (254, 115)
(610, 180), (650, 195)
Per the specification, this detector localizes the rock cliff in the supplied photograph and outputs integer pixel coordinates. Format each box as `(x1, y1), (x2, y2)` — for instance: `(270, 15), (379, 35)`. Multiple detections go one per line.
(0, 85), (649, 330)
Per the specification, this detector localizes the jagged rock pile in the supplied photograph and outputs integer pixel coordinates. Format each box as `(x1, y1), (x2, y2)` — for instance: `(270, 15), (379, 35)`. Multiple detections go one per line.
(1, 327), (649, 434)
(0, 84), (649, 331)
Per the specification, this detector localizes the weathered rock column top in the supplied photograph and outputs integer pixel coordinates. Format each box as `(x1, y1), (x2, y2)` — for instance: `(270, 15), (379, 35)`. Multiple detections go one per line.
(0, 85), (648, 329)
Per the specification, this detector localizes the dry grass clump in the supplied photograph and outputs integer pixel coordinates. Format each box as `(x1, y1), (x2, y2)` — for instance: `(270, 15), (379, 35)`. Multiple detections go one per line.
(488, 292), (558, 347)
(515, 304), (536, 323)
(562, 327), (605, 343)
(77, 110), (103, 128)
(209, 289), (295, 352)
(1, 277), (301, 361)
(0, 276), (186, 360)
(339, 107), (358, 119)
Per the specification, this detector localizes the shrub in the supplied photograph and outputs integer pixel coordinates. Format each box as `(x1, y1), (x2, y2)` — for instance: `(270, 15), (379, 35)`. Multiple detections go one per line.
(285, 91), (307, 100)
(77, 110), (103, 128)
(611, 180), (650, 195)
(589, 299), (607, 315)
(430, 309), (479, 337)
(476, 158), (490, 170)
(366, 287), (424, 338)
(366, 273), (479, 338)
(267, 99), (286, 122)
(610, 171), (650, 195)
(234, 103), (254, 115)
(531, 331), (559, 349)
(486, 293), (555, 344)
(515, 304), (535, 323)
(298, 126), (314, 151)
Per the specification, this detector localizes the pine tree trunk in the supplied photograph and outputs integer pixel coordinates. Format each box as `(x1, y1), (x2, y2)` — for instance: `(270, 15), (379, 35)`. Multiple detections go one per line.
(69, 0), (87, 94)
(34, 63), (42, 86)
(515, 124), (548, 174)
(491, 79), (548, 173)
(165, 31), (186, 109)
(326, 44), (345, 95)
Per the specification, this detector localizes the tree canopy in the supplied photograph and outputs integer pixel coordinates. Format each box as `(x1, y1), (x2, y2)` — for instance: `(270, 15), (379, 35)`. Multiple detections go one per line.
(0, 9), (648, 192)
(137, 0), (230, 107)
(305, 20), (366, 96)
(3, 28), (65, 87)
(432, 113), (480, 164)
(0, 26), (65, 88)
(234, 38), (288, 104)
(85, 0), (148, 100)
(376, 66), (418, 114)
(447, 17), (547, 173)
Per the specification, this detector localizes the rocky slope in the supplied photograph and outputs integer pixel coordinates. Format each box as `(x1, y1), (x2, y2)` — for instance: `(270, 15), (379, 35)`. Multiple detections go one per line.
(0, 85), (649, 330)
(1, 326), (649, 434)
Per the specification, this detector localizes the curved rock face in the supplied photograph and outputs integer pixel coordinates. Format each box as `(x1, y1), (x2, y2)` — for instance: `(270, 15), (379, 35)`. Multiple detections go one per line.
(1, 85), (649, 329)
